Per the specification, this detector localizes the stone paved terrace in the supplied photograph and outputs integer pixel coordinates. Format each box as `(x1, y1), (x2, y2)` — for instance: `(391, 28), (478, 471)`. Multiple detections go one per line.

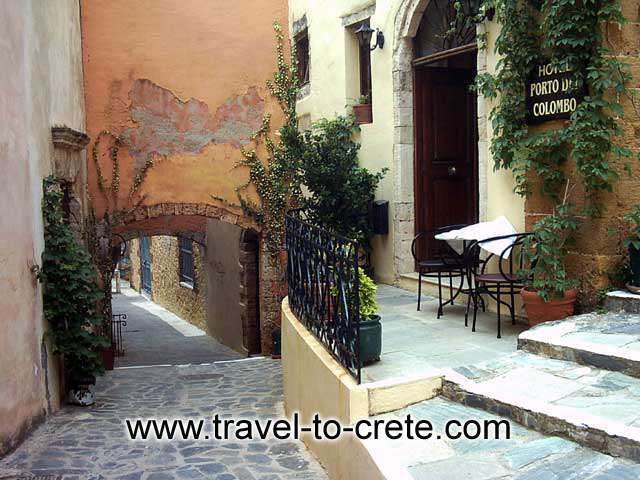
(363, 285), (526, 383)
(0, 359), (327, 480)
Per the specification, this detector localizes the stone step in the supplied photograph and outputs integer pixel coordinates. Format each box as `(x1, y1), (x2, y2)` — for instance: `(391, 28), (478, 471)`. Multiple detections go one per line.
(605, 290), (640, 314)
(364, 397), (640, 479)
(518, 312), (640, 378)
(441, 351), (640, 461)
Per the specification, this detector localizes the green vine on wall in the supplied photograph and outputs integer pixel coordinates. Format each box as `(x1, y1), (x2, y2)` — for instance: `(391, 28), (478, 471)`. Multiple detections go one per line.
(40, 176), (109, 383)
(475, 0), (635, 212)
(88, 130), (153, 322)
(235, 22), (305, 256)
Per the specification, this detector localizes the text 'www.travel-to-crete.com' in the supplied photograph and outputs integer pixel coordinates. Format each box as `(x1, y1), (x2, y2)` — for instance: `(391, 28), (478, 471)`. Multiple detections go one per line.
(125, 413), (511, 442)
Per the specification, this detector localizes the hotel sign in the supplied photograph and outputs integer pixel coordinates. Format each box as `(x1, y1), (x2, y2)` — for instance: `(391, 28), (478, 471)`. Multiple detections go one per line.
(526, 61), (584, 125)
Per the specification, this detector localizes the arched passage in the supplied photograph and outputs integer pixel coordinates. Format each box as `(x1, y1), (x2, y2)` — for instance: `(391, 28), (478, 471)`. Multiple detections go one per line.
(111, 204), (265, 356)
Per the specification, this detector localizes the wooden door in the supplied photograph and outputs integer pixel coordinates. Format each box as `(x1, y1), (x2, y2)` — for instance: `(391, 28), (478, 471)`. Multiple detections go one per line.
(414, 65), (478, 262)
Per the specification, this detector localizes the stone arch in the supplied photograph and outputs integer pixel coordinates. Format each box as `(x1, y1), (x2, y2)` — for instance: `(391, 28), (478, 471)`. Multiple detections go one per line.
(113, 202), (259, 240)
(391, 0), (489, 276)
(112, 202), (269, 354)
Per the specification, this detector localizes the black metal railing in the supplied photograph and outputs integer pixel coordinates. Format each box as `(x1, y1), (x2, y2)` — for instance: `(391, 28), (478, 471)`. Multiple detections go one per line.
(110, 313), (127, 357)
(285, 212), (361, 383)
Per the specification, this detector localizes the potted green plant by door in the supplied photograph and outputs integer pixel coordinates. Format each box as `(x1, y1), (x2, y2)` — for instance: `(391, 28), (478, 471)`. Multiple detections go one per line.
(352, 95), (373, 125)
(623, 205), (640, 292)
(521, 202), (580, 326)
(358, 268), (381, 365)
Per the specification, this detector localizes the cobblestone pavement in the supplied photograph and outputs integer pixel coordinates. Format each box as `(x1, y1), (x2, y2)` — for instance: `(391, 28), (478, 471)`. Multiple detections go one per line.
(112, 289), (241, 367)
(0, 359), (328, 479)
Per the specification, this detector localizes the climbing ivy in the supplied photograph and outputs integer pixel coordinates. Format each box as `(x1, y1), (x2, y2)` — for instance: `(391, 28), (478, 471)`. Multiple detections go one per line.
(475, 0), (634, 210)
(39, 176), (109, 383)
(235, 22), (305, 256)
(89, 130), (152, 322)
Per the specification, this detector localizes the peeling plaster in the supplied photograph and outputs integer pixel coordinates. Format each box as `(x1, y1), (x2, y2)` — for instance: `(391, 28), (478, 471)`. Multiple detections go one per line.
(122, 79), (264, 168)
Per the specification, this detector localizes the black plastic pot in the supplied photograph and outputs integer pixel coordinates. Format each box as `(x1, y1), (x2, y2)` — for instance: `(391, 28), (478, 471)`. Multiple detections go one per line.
(359, 315), (382, 366)
(630, 245), (640, 287)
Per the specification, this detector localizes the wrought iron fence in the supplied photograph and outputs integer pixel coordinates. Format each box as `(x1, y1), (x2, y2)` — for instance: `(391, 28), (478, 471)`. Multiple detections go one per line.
(285, 212), (361, 383)
(110, 313), (127, 357)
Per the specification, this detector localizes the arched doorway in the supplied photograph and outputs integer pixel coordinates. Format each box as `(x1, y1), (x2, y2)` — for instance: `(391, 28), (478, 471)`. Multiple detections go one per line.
(412, 0), (479, 259)
(392, 0), (487, 276)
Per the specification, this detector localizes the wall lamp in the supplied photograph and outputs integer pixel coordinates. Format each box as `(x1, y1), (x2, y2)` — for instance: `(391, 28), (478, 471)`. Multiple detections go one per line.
(355, 24), (385, 51)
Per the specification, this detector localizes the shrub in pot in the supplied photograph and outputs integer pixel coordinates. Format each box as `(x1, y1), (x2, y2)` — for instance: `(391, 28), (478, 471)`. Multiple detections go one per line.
(623, 205), (640, 290)
(302, 116), (387, 271)
(521, 202), (580, 326)
(358, 268), (382, 365)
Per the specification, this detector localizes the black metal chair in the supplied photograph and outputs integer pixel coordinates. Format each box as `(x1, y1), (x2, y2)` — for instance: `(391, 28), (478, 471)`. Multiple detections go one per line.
(411, 224), (468, 317)
(464, 233), (532, 338)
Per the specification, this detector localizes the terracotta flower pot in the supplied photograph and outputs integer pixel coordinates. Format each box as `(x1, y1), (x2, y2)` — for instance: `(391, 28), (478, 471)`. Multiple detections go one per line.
(101, 347), (115, 371)
(353, 104), (373, 125)
(521, 288), (577, 326)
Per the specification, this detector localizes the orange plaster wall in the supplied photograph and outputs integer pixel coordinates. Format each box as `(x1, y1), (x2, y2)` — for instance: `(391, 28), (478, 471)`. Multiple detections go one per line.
(81, 0), (288, 220)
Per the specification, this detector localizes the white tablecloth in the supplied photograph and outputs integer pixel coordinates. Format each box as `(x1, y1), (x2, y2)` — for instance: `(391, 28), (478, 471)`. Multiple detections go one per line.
(434, 216), (517, 258)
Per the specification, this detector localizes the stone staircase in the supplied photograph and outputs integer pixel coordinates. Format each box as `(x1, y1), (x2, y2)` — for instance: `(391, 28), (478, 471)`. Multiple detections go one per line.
(440, 292), (640, 463)
(443, 351), (640, 460)
(518, 311), (640, 377)
(367, 291), (640, 478)
(370, 397), (640, 479)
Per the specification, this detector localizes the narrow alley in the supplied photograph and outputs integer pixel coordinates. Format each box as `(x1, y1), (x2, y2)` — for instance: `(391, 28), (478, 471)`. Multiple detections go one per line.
(0, 288), (327, 480)
(111, 288), (241, 367)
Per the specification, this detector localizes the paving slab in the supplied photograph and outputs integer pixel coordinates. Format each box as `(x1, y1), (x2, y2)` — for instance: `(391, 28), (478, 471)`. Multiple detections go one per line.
(112, 288), (241, 367)
(363, 285), (525, 383)
(605, 290), (640, 314)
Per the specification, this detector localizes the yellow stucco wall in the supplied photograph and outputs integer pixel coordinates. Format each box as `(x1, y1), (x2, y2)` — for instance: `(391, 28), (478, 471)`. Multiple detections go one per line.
(282, 299), (383, 480)
(288, 0), (525, 284)
(82, 0), (288, 225)
(282, 298), (441, 479)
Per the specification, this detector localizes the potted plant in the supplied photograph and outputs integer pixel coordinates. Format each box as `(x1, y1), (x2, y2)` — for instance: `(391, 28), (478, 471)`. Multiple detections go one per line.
(101, 344), (115, 371)
(358, 268), (382, 365)
(352, 95), (372, 125)
(521, 201), (580, 326)
(623, 205), (640, 292)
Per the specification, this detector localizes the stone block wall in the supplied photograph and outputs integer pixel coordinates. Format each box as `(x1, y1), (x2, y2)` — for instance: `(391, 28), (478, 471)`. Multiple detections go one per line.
(128, 240), (141, 292)
(524, 10), (640, 310)
(128, 236), (207, 332)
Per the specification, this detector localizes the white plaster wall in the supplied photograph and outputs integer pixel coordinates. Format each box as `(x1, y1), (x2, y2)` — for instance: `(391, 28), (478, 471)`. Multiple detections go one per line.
(288, 0), (525, 284)
(0, 0), (85, 454)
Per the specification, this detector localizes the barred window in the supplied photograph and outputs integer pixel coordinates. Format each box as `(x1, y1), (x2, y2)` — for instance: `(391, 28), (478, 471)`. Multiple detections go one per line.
(178, 237), (194, 286)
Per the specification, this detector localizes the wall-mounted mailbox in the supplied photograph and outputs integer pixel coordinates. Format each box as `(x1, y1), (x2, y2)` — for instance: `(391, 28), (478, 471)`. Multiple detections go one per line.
(372, 200), (389, 235)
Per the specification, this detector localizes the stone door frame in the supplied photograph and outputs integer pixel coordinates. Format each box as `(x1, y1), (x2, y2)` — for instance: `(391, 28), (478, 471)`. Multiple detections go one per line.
(391, 0), (489, 277)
